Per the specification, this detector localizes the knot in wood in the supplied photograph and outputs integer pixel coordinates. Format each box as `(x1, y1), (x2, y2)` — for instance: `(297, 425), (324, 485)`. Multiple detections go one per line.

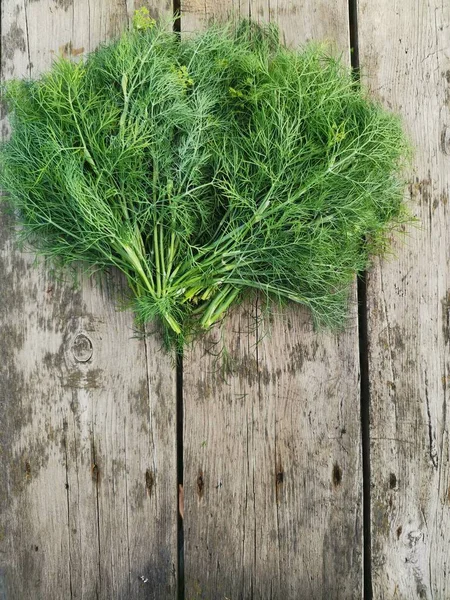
(72, 333), (93, 362)
(441, 126), (450, 155)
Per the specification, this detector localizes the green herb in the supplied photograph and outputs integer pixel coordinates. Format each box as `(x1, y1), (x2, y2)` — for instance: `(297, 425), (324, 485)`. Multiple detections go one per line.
(0, 19), (410, 348)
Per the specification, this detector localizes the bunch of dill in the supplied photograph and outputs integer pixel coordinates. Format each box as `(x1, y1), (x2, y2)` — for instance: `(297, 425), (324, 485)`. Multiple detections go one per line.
(0, 10), (409, 347)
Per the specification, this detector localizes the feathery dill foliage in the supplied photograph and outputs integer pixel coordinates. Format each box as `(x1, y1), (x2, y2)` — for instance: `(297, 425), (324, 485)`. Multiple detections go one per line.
(0, 12), (409, 348)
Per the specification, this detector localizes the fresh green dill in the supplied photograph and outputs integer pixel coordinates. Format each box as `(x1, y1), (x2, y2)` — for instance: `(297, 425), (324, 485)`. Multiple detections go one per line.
(0, 18), (410, 349)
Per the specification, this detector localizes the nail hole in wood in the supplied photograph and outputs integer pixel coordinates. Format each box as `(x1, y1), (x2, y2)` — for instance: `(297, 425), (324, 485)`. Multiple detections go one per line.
(145, 469), (154, 497)
(275, 463), (284, 504)
(197, 471), (204, 499)
(332, 463), (342, 487)
(389, 473), (397, 489)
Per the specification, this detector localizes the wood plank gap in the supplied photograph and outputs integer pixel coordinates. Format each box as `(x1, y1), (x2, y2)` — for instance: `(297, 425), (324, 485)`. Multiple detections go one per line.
(357, 274), (373, 600)
(173, 4), (183, 597)
(176, 352), (185, 600)
(348, 0), (359, 74)
(349, 2), (372, 597)
(173, 0), (181, 33)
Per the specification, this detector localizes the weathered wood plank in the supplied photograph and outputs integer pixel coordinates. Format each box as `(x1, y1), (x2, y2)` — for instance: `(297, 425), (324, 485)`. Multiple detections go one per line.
(0, 2), (177, 599)
(181, 2), (363, 598)
(358, 1), (450, 597)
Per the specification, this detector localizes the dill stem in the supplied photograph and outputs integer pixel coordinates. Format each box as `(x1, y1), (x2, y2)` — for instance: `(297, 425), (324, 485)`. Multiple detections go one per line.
(162, 312), (182, 335)
(182, 195), (272, 270)
(200, 284), (240, 328)
(166, 231), (177, 282)
(169, 261), (237, 296)
(121, 243), (156, 298)
(119, 73), (130, 135)
(225, 278), (307, 304)
(120, 186), (130, 221)
(167, 248), (240, 293)
(159, 224), (167, 292)
(66, 87), (97, 173)
(154, 224), (162, 297)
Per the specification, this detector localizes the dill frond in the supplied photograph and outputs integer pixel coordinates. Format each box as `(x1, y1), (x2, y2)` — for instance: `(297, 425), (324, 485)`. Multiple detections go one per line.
(0, 18), (410, 348)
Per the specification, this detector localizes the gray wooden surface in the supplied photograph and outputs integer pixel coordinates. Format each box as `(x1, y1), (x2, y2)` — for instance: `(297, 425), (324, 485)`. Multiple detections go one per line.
(0, 0), (448, 599)
(181, 3), (362, 600)
(0, 2), (177, 600)
(358, 0), (450, 598)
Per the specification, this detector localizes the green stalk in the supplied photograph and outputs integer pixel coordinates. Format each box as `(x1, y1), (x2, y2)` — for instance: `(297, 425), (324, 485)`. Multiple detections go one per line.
(120, 242), (156, 299)
(224, 279), (308, 304)
(153, 224), (162, 297)
(67, 88), (98, 173)
(200, 284), (241, 329)
(167, 249), (241, 292)
(119, 73), (130, 135)
(174, 264), (239, 300)
(171, 196), (272, 284)
(159, 224), (167, 292)
(162, 312), (182, 335)
(166, 231), (177, 282)
(183, 285), (205, 301)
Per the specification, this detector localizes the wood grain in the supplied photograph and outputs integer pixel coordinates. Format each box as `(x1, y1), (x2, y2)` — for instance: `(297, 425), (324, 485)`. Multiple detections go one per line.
(358, 1), (450, 598)
(0, 2), (177, 599)
(181, 2), (363, 599)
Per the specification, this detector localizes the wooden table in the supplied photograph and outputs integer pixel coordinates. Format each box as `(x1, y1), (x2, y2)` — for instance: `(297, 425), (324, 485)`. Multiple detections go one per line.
(0, 0), (448, 598)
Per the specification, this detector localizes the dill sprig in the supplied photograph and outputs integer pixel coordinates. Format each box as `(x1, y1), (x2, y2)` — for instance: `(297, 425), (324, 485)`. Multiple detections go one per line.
(0, 16), (410, 348)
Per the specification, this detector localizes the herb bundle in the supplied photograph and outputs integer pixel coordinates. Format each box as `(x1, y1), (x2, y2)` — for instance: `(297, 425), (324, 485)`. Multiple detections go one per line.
(0, 12), (409, 347)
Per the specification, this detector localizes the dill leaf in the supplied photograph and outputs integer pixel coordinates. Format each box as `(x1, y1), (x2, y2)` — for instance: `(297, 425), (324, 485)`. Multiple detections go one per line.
(0, 19), (410, 348)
